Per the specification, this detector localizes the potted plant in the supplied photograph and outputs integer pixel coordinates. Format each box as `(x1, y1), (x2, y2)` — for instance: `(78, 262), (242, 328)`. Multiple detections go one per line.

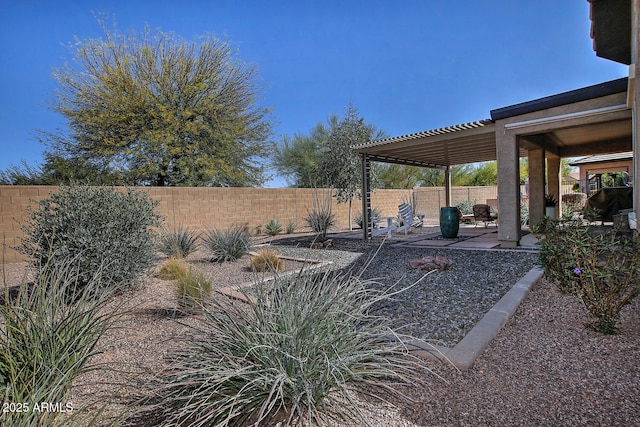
(544, 194), (558, 219)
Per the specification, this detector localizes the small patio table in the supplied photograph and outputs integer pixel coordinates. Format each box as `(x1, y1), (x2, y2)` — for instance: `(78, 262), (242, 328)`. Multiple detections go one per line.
(372, 216), (395, 238)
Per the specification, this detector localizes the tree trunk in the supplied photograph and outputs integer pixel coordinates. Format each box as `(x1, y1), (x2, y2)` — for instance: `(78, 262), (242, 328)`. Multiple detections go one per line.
(348, 199), (353, 231)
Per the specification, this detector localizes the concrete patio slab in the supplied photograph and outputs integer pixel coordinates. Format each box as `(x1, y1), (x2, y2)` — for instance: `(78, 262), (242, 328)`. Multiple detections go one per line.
(400, 239), (458, 247)
(464, 234), (498, 241)
(450, 240), (501, 249)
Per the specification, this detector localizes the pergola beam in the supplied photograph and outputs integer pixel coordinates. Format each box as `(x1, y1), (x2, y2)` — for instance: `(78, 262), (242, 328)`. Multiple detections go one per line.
(363, 153), (447, 169)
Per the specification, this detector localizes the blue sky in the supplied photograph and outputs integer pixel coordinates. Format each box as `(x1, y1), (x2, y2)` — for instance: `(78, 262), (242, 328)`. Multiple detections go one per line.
(0, 0), (628, 187)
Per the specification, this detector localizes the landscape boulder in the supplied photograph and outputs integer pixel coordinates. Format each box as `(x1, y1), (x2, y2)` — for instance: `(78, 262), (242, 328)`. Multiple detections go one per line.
(409, 255), (453, 271)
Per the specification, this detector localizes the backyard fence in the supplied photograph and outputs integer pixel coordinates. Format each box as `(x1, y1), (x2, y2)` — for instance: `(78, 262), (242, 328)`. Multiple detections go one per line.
(0, 185), (501, 262)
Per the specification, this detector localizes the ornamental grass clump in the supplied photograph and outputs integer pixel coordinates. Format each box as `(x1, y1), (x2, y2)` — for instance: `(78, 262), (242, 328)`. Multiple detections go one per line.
(158, 257), (190, 280)
(0, 258), (120, 427)
(18, 185), (162, 298)
(251, 248), (284, 272)
(202, 225), (252, 262)
(175, 268), (212, 313)
(537, 218), (640, 334)
(157, 225), (200, 259)
(153, 269), (439, 426)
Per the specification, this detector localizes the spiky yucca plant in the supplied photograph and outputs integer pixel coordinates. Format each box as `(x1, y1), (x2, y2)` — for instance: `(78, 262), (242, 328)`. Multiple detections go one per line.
(201, 225), (252, 262)
(263, 219), (283, 237)
(0, 258), (120, 427)
(285, 220), (297, 234)
(154, 269), (439, 426)
(157, 225), (200, 259)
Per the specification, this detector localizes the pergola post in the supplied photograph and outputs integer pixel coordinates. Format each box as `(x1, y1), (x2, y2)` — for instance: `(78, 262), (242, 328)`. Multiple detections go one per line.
(360, 153), (372, 240)
(632, 0), (639, 227)
(444, 166), (452, 206)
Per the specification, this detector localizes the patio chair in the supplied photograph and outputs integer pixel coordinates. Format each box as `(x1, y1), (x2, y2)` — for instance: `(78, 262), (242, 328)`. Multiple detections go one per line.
(472, 204), (498, 228)
(398, 203), (423, 234)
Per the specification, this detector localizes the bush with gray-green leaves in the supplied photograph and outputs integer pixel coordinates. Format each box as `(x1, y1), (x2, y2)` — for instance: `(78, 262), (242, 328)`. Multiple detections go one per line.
(18, 185), (162, 298)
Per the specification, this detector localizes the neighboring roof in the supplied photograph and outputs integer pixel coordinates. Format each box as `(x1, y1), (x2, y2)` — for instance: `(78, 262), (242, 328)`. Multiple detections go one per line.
(490, 78), (628, 121)
(568, 151), (634, 166)
(588, 0), (631, 65)
(352, 119), (497, 168)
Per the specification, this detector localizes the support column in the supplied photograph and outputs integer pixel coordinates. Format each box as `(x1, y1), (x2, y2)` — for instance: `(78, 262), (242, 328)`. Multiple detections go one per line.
(496, 127), (521, 247)
(444, 166), (452, 207)
(632, 0), (640, 229)
(547, 155), (561, 217)
(361, 153), (372, 240)
(528, 148), (546, 227)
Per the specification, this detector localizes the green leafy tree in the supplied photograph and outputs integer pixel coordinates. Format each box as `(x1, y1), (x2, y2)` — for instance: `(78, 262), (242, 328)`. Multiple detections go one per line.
(455, 161), (498, 186)
(0, 161), (47, 185)
(0, 152), (123, 185)
(43, 19), (273, 187)
(374, 164), (479, 188)
(373, 164), (426, 189)
(319, 105), (379, 230)
(273, 112), (386, 192)
(272, 116), (339, 187)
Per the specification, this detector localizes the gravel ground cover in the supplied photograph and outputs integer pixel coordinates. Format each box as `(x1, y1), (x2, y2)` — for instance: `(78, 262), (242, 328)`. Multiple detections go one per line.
(270, 237), (539, 347)
(1, 234), (638, 426)
(402, 277), (640, 427)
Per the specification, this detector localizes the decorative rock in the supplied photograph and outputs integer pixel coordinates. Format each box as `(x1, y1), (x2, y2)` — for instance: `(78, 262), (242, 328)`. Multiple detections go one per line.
(310, 239), (333, 249)
(409, 255), (453, 271)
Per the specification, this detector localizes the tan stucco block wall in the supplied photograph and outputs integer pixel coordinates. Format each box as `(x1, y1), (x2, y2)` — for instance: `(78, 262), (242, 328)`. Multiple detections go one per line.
(1, 185), (502, 262)
(0, 186), (413, 262)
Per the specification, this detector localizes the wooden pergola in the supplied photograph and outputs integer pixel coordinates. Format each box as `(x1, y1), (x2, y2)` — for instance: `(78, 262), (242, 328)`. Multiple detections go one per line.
(354, 79), (634, 246)
(353, 119), (505, 240)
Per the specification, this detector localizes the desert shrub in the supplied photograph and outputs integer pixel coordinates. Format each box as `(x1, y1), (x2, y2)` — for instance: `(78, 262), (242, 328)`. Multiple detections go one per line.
(264, 219), (283, 237)
(251, 248), (284, 272)
(354, 207), (382, 228)
(582, 206), (603, 224)
(158, 257), (190, 280)
(537, 218), (640, 334)
(572, 229), (639, 334)
(305, 189), (335, 241)
(157, 225), (199, 258)
(175, 268), (212, 312)
(202, 225), (251, 262)
(154, 269), (437, 426)
(285, 219), (297, 234)
(520, 201), (529, 226)
(0, 258), (119, 427)
(536, 216), (581, 294)
(456, 199), (477, 215)
(18, 185), (162, 297)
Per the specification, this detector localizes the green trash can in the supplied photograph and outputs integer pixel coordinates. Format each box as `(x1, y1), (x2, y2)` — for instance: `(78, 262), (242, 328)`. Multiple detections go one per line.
(440, 207), (460, 238)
